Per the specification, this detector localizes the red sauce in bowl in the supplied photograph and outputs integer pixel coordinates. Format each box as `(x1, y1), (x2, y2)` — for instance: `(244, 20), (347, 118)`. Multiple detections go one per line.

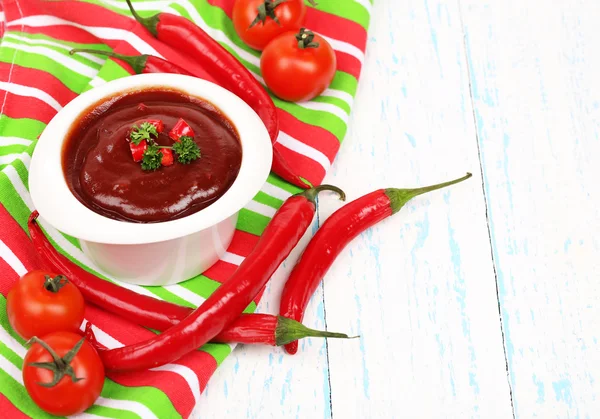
(62, 89), (242, 223)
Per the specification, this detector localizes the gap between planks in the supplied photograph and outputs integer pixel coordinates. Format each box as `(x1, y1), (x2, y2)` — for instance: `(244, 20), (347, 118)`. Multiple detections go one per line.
(316, 196), (335, 419)
(457, 0), (516, 417)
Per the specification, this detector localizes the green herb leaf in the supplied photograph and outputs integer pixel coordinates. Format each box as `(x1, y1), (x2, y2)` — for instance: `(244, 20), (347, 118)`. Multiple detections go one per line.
(173, 136), (201, 164)
(131, 122), (158, 145)
(141, 144), (163, 171)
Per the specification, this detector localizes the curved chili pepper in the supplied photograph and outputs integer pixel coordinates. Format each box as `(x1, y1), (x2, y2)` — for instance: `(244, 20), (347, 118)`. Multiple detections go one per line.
(280, 173), (473, 354)
(272, 148), (310, 188)
(69, 48), (193, 76)
(29, 211), (352, 346)
(122, 0), (308, 189)
(30, 211), (350, 345)
(85, 314), (353, 350)
(75, 184), (344, 371)
(71, 47), (308, 189)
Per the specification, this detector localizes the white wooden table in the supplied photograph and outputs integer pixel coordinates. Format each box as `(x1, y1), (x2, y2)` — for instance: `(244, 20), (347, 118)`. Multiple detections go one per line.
(198, 0), (600, 417)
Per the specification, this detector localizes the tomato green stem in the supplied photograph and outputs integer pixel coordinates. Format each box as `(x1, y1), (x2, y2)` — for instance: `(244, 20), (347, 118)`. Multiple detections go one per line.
(250, 0), (286, 28)
(26, 337), (85, 387)
(385, 172), (473, 214)
(43, 275), (68, 293)
(295, 28), (320, 49)
(249, 0), (319, 30)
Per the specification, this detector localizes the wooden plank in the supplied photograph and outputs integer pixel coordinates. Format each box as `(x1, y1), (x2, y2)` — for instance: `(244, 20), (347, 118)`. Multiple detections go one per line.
(320, 0), (513, 417)
(460, 0), (600, 417)
(196, 217), (333, 418)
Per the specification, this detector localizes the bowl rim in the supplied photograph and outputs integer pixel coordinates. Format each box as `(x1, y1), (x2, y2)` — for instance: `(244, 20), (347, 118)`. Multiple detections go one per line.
(29, 74), (273, 245)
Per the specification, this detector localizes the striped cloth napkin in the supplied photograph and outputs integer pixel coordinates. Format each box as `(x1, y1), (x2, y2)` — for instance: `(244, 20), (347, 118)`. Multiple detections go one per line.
(0, 0), (369, 417)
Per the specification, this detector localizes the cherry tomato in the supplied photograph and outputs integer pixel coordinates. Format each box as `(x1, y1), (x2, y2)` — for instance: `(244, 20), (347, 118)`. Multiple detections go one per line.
(23, 332), (105, 416)
(233, 0), (308, 51)
(261, 28), (337, 102)
(7, 270), (85, 340)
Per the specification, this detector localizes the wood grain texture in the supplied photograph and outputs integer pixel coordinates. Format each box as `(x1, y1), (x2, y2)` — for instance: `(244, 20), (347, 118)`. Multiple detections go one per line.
(320, 0), (512, 417)
(196, 0), (599, 417)
(460, 0), (600, 417)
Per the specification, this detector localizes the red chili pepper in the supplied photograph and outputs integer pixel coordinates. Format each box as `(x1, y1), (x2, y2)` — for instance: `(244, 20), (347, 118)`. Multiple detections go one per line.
(280, 173), (473, 354)
(28, 212), (353, 346)
(214, 314), (355, 346)
(84, 323), (105, 349)
(129, 140), (147, 162)
(69, 49), (193, 76)
(272, 148), (310, 189)
(86, 314), (352, 350)
(160, 148), (174, 166)
(236, 315), (350, 345)
(92, 184), (345, 371)
(168, 118), (195, 142)
(71, 47), (307, 189)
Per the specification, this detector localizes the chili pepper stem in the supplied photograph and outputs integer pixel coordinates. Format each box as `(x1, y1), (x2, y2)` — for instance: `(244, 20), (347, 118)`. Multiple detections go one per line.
(70, 48), (147, 74)
(275, 316), (357, 346)
(297, 184), (346, 204)
(385, 172), (472, 214)
(125, 0), (160, 36)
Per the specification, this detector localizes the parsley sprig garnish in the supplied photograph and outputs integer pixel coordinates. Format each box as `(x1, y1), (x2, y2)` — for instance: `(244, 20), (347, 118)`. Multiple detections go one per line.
(173, 136), (201, 164)
(131, 120), (201, 171)
(130, 122), (158, 145)
(141, 144), (163, 171)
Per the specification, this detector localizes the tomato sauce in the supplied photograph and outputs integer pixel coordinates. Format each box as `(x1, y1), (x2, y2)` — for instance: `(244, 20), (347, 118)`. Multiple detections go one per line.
(63, 89), (242, 223)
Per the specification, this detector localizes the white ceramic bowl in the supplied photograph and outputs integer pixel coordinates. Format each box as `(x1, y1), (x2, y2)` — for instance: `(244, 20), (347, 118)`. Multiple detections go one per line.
(29, 74), (272, 286)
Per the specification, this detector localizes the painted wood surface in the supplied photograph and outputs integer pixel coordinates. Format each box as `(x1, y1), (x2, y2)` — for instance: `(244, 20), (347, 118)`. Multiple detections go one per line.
(461, 1), (600, 417)
(198, 0), (599, 417)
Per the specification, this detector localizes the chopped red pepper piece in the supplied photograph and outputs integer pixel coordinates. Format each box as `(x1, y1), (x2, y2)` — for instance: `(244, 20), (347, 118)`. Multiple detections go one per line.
(161, 148), (174, 166)
(129, 140), (147, 162)
(169, 118), (195, 142)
